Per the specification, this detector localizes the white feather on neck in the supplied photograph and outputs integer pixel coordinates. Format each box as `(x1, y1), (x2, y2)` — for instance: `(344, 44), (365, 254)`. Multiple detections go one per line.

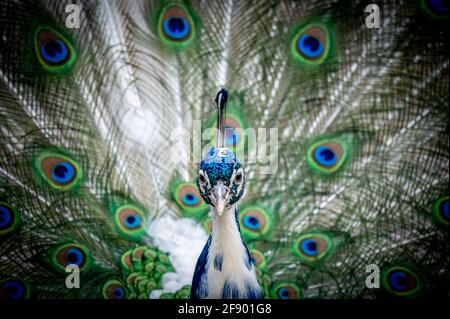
(205, 204), (261, 298)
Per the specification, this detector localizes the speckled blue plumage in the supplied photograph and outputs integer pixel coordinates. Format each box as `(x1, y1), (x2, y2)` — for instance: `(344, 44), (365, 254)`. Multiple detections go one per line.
(197, 148), (244, 206)
(200, 148), (240, 185)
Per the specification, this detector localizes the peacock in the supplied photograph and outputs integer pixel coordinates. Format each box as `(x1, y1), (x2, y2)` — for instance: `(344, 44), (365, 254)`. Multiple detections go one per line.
(0, 0), (448, 300)
(190, 88), (263, 299)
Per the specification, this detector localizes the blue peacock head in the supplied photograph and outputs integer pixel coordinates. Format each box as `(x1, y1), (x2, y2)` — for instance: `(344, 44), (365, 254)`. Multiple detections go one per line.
(196, 89), (245, 216)
(197, 147), (245, 216)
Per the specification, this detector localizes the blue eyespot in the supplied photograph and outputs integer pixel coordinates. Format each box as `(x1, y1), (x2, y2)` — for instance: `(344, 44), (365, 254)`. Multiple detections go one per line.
(301, 239), (318, 256)
(125, 215), (142, 229)
(441, 200), (449, 221)
(313, 146), (337, 167)
(182, 193), (199, 206)
(115, 205), (145, 237)
(383, 266), (421, 296)
(243, 216), (261, 230)
(297, 34), (324, 59)
(0, 279), (29, 300)
(36, 152), (81, 190)
(3, 281), (25, 299)
(66, 248), (84, 266)
(53, 243), (90, 272)
(0, 205), (12, 228)
(427, 0), (449, 15)
(163, 17), (190, 39)
(389, 271), (408, 292)
(102, 279), (128, 299)
(113, 287), (125, 299)
(0, 203), (20, 235)
(51, 162), (75, 184)
(271, 283), (302, 299)
(278, 288), (289, 299)
(158, 4), (195, 46)
(40, 40), (68, 64)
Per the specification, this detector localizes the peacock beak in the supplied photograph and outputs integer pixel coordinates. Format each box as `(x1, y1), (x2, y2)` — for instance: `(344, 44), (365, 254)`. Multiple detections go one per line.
(212, 182), (229, 216)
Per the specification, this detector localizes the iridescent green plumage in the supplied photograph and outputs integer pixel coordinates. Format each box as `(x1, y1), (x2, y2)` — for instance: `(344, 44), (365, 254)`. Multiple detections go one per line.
(0, 0), (448, 299)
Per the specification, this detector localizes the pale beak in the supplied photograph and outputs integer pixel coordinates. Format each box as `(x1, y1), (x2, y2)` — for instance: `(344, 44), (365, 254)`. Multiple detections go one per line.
(212, 182), (229, 216)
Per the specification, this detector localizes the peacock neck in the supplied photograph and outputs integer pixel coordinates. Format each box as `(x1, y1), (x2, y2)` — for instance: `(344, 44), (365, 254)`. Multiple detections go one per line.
(205, 204), (261, 298)
(210, 204), (243, 255)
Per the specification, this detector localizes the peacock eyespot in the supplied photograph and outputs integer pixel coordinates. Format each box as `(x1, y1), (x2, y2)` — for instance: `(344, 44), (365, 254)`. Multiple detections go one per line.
(0, 279), (30, 300)
(0, 202), (21, 236)
(270, 283), (301, 299)
(35, 151), (82, 191)
(51, 243), (90, 272)
(238, 206), (272, 241)
(292, 24), (330, 65)
(34, 27), (76, 73)
(157, 4), (195, 46)
(431, 195), (448, 225)
(172, 182), (208, 218)
(102, 279), (128, 299)
(294, 233), (333, 262)
(382, 266), (422, 297)
(114, 204), (146, 237)
(307, 138), (350, 174)
(421, 0), (449, 18)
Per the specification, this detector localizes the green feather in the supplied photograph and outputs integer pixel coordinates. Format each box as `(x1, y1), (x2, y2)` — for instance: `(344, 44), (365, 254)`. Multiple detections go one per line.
(0, 0), (448, 299)
(0, 202), (22, 236)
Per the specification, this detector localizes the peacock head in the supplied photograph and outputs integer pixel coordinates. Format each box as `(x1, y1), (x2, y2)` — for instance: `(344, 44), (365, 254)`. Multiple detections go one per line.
(197, 147), (245, 216)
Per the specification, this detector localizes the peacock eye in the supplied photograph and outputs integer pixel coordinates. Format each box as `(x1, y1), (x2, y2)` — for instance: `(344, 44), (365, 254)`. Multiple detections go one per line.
(102, 279), (128, 299)
(35, 27), (76, 73)
(114, 204), (146, 239)
(50, 243), (90, 273)
(34, 151), (82, 191)
(0, 279), (30, 300)
(157, 4), (195, 46)
(270, 283), (302, 299)
(0, 202), (21, 236)
(235, 170), (243, 184)
(198, 171), (206, 184)
(382, 266), (422, 297)
(291, 23), (331, 65)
